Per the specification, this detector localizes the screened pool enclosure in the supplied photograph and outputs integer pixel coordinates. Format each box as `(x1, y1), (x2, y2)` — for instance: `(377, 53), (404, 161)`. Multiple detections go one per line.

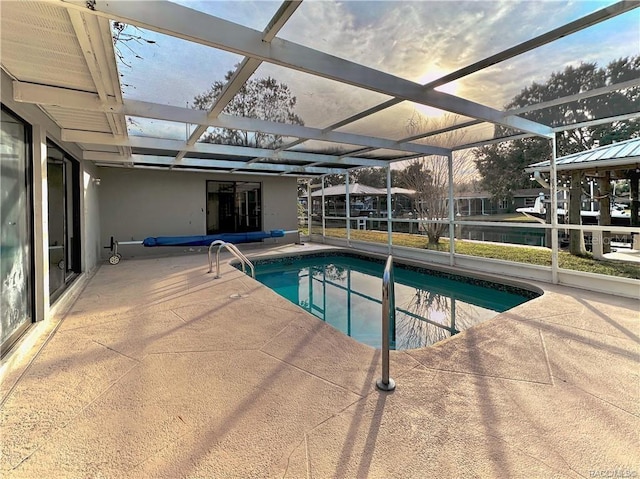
(1, 0), (639, 354)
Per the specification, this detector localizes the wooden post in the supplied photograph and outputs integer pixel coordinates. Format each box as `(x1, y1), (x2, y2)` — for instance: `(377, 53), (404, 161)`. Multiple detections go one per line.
(598, 172), (611, 255)
(630, 170), (639, 227)
(569, 171), (586, 256)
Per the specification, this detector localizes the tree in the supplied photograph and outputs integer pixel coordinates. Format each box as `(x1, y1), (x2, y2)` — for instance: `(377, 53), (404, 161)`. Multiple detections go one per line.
(398, 112), (471, 245)
(474, 56), (640, 255)
(309, 174), (345, 188)
(475, 56), (640, 199)
(509, 56), (639, 153)
(473, 139), (545, 202)
(308, 168), (400, 189)
(351, 167), (387, 188)
(111, 22), (157, 91)
(193, 67), (304, 148)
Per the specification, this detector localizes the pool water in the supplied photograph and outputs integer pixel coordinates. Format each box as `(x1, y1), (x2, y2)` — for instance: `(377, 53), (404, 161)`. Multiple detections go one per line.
(252, 253), (535, 350)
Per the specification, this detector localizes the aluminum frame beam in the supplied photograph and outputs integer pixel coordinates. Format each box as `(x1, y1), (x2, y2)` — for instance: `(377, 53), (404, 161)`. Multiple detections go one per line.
(61, 0), (554, 137)
(67, 8), (130, 157)
(175, 1), (302, 165)
(315, 1), (639, 133)
(93, 161), (319, 177)
(82, 151), (350, 174)
(61, 129), (390, 167)
(15, 82), (449, 157)
(451, 112), (640, 151)
(376, 78), (640, 152)
(552, 112), (640, 132)
(275, 1), (638, 154)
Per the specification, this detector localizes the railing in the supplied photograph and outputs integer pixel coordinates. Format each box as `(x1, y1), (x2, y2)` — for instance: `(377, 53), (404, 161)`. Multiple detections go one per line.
(376, 255), (396, 391)
(207, 240), (255, 279)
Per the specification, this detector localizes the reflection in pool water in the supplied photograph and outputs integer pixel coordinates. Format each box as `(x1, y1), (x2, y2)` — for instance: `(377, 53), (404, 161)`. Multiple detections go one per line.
(252, 254), (536, 350)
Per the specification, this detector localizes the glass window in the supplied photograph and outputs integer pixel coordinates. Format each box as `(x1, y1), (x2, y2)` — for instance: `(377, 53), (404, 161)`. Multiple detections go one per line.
(1, 107), (33, 355)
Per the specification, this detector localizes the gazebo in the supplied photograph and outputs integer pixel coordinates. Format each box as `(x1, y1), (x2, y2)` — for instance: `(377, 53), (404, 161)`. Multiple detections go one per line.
(526, 137), (640, 252)
(526, 137), (640, 226)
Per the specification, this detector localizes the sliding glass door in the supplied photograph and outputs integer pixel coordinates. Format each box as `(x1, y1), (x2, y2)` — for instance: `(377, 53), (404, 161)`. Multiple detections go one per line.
(47, 142), (80, 301)
(1, 108), (33, 355)
(206, 181), (262, 234)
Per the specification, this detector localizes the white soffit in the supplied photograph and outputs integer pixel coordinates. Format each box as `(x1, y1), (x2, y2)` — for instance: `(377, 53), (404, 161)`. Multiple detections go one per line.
(0, 1), (125, 146)
(0, 2), (94, 91)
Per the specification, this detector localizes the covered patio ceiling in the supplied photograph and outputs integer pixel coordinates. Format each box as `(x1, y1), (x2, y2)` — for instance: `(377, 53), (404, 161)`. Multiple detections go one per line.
(2, 0), (639, 178)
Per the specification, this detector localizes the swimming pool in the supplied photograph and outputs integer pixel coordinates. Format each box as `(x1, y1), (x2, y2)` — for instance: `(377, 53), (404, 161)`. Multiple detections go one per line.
(247, 251), (539, 351)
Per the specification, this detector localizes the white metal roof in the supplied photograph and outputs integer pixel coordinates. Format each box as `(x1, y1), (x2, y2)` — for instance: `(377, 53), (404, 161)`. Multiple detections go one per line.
(526, 137), (640, 173)
(2, 0), (639, 177)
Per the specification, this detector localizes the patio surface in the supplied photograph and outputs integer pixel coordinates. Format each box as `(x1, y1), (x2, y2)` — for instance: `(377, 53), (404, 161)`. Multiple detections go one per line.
(1, 243), (638, 478)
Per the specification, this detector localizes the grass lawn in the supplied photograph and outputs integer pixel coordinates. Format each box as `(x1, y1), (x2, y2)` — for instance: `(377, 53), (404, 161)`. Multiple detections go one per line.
(302, 227), (640, 280)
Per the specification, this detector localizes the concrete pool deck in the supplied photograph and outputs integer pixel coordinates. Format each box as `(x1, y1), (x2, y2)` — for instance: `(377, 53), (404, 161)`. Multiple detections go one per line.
(1, 243), (638, 478)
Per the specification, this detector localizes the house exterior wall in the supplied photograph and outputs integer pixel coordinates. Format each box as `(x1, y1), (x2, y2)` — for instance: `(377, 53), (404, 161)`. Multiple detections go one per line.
(1, 69), (102, 359)
(98, 168), (297, 258)
(82, 162), (102, 271)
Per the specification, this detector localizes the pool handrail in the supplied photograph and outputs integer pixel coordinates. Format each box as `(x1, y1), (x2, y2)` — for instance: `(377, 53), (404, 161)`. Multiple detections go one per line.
(376, 255), (396, 391)
(207, 240), (255, 279)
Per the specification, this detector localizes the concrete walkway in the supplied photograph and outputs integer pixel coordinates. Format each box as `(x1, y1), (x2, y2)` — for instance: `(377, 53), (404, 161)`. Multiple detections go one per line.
(1, 244), (638, 478)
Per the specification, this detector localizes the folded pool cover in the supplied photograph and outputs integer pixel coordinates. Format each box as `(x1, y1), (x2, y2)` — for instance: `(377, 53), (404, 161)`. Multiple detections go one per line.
(142, 230), (285, 247)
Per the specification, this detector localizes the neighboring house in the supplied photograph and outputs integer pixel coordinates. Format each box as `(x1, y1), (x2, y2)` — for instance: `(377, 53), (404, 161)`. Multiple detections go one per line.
(300, 183), (415, 217)
(454, 189), (546, 216)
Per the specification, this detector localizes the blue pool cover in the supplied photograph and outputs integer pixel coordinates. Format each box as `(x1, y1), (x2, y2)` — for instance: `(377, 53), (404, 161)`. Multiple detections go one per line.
(142, 230), (285, 247)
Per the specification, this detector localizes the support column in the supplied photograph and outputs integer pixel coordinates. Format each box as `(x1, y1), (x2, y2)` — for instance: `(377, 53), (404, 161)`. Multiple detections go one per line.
(598, 171), (611, 255)
(550, 135), (559, 284)
(321, 176), (326, 239)
(630, 170), (639, 227)
(386, 166), (392, 254)
(631, 170), (640, 249)
(569, 170), (586, 255)
(306, 180), (311, 237)
(346, 172), (351, 246)
(32, 125), (50, 322)
(448, 153), (455, 266)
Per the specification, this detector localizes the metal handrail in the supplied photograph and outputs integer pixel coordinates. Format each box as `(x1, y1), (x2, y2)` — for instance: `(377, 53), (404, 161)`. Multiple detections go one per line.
(207, 240), (255, 278)
(376, 255), (396, 391)
(219, 243), (255, 278)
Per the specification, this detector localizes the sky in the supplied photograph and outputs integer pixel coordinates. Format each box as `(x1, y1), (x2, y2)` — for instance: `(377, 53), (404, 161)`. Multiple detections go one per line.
(118, 0), (640, 147)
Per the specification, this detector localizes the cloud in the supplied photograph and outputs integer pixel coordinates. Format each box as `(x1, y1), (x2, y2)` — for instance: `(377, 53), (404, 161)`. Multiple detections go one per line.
(118, 1), (638, 143)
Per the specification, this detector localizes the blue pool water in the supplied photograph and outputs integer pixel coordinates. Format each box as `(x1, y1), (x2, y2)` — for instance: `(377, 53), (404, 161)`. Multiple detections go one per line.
(251, 253), (537, 350)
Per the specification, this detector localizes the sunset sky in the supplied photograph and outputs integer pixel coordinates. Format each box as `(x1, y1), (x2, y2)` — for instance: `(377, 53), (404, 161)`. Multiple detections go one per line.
(118, 0), (639, 147)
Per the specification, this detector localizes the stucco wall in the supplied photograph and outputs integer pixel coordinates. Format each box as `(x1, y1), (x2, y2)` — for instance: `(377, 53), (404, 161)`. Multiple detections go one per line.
(82, 162), (101, 271)
(98, 167), (297, 258)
